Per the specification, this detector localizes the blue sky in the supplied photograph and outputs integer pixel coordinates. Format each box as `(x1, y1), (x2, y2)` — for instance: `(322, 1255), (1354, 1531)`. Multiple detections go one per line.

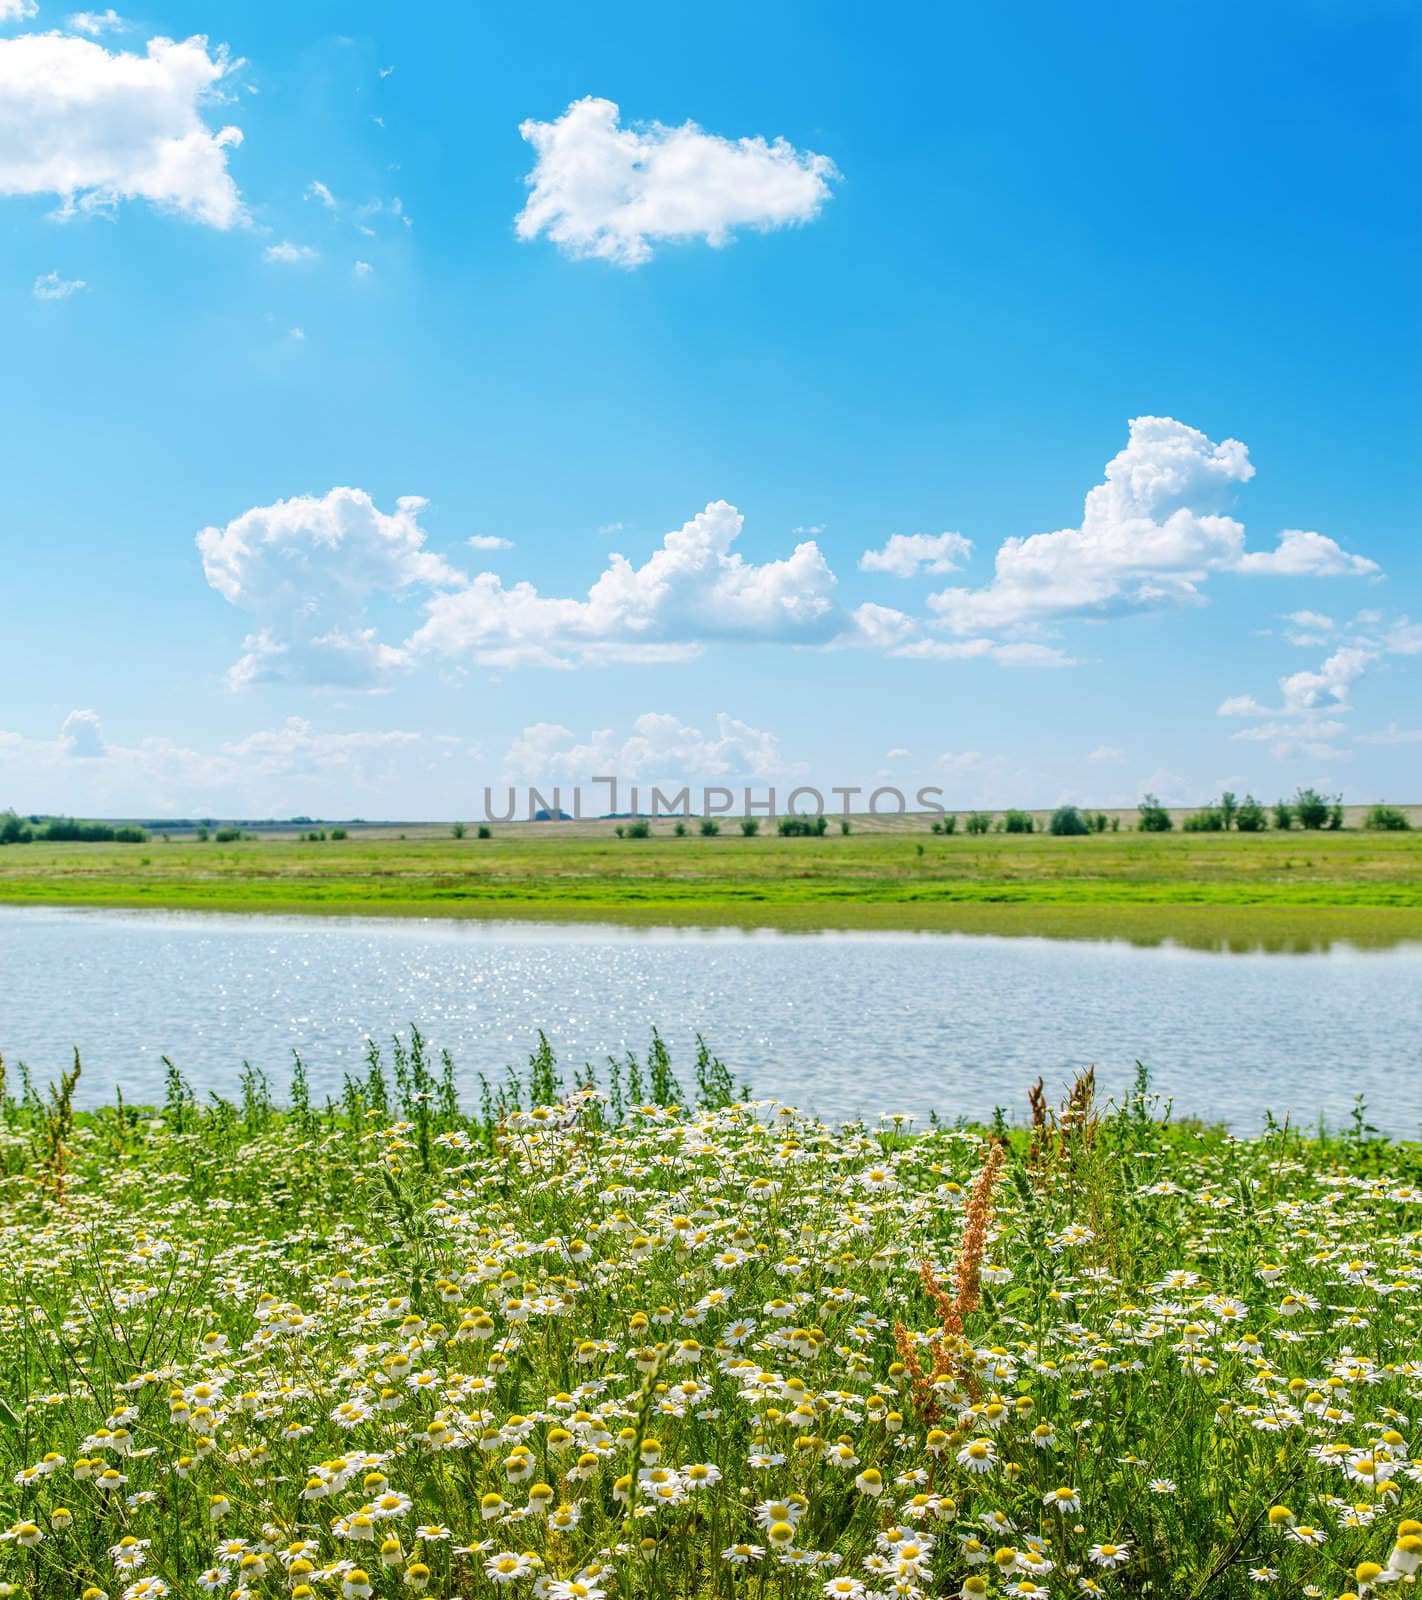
(1, 0), (1418, 818)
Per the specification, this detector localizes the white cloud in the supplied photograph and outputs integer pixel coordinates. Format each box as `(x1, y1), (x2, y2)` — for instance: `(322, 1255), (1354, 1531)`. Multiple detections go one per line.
(926, 417), (1376, 637)
(859, 531), (972, 578)
(516, 96), (838, 267)
(503, 712), (785, 784)
(1088, 745), (1125, 765)
(467, 535), (513, 551)
(1218, 694), (1268, 718)
(1358, 723), (1422, 746)
(0, 714), (469, 815)
(843, 602), (914, 650)
(60, 707), (105, 756)
(1230, 717), (1348, 761)
(1279, 646), (1373, 713)
(1232, 718), (1347, 744)
(1218, 642), (1377, 762)
(928, 417), (1253, 633)
(1236, 527), (1378, 577)
(352, 259), (372, 277)
(891, 637), (1074, 667)
(196, 488), (464, 689)
(0, 0), (38, 20)
(0, 33), (244, 227)
(1283, 608), (1335, 646)
(1384, 617), (1422, 655)
(886, 747), (911, 760)
(263, 240), (317, 263)
(222, 716), (421, 778)
(67, 9), (127, 35)
(306, 179), (335, 208)
(32, 268), (85, 298)
(411, 500), (841, 669)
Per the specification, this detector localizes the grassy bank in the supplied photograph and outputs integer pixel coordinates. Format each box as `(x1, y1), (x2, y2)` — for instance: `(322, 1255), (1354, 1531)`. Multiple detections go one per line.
(2, 1043), (1421, 1599)
(1, 828), (1421, 946)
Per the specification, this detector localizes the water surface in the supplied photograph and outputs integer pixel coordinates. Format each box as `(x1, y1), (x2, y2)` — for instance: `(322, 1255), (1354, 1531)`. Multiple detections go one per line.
(2, 906), (1418, 1135)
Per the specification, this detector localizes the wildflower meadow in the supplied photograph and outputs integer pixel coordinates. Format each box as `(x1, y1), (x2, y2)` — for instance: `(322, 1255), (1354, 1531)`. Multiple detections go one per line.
(1, 1037), (1420, 1600)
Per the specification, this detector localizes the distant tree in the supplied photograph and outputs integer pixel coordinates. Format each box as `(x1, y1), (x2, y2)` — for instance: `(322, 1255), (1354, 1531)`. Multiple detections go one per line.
(942, 813), (958, 834)
(1182, 806), (1224, 833)
(1091, 812), (1109, 833)
(330, 828), (348, 840)
(1219, 791), (1238, 831)
(477, 825), (492, 839)
(1137, 793), (1173, 832)
(613, 825), (625, 838)
(1235, 794), (1268, 832)
(0, 810), (34, 845)
(1049, 805), (1090, 836)
(625, 820), (651, 839)
(195, 826), (210, 842)
(1294, 787), (1330, 830)
(965, 812), (991, 835)
(1272, 800), (1294, 831)
(839, 817), (852, 835)
(739, 818), (759, 836)
(673, 821), (687, 837)
(777, 814), (828, 837)
(699, 818), (721, 837)
(451, 822), (467, 839)
(1002, 810), (1035, 834)
(1327, 798), (1345, 830)
(1364, 804), (1411, 832)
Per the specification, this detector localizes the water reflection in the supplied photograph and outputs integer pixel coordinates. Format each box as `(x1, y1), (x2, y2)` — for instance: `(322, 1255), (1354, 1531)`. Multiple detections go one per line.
(0, 906), (1418, 1135)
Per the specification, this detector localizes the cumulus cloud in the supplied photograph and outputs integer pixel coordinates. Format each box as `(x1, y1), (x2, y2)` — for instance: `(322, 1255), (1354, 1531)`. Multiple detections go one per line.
(466, 534), (513, 551)
(504, 711), (785, 785)
(60, 707), (105, 756)
(1218, 645), (1374, 726)
(0, 32), (243, 227)
(32, 268), (85, 298)
(263, 240), (317, 263)
(859, 531), (972, 578)
(1278, 646), (1373, 714)
(411, 500), (841, 669)
(516, 96), (837, 267)
(1088, 745), (1125, 765)
(842, 602), (914, 650)
(0, 0), (38, 20)
(926, 417), (1377, 637)
(1235, 527), (1378, 577)
(196, 488), (464, 689)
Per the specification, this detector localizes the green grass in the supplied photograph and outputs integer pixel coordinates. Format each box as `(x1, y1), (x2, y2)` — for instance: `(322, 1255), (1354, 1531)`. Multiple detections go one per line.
(2, 1041), (1421, 1600)
(2, 827), (1422, 946)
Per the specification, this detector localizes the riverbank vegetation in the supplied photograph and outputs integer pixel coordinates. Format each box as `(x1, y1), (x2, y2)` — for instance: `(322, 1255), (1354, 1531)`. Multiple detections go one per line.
(2, 1041), (1420, 1600)
(0, 826), (1420, 947)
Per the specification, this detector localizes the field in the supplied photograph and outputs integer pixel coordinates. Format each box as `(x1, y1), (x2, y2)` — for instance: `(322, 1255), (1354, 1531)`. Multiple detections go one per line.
(2, 824), (1421, 947)
(3, 1044), (1421, 1600)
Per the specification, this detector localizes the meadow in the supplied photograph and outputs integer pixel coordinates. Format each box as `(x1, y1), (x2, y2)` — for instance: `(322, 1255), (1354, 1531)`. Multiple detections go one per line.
(2, 1039), (1421, 1600)
(1, 824), (1421, 947)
